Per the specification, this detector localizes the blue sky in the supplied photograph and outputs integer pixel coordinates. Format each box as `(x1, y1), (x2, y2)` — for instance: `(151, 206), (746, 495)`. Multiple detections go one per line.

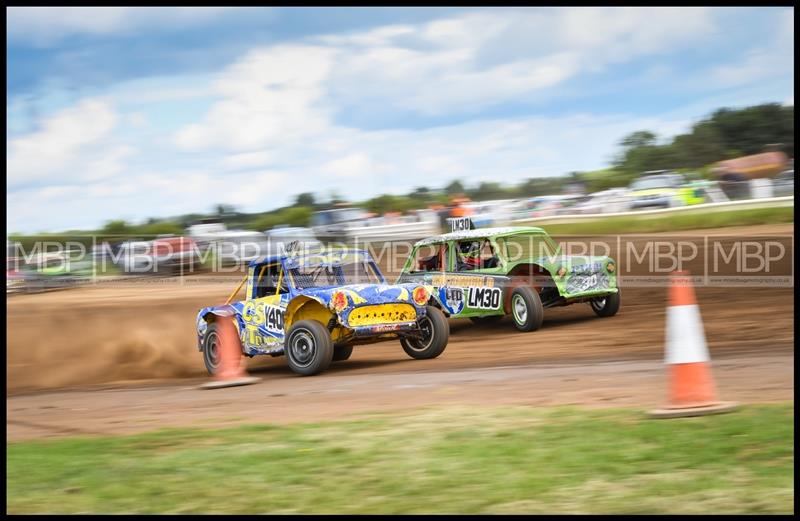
(7, 7), (794, 233)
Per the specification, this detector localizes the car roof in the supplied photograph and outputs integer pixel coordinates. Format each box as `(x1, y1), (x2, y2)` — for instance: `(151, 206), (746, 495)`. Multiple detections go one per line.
(248, 248), (371, 268)
(413, 226), (548, 247)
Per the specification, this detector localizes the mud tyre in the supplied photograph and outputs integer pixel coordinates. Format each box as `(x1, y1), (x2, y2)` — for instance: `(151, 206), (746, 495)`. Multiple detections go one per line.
(591, 291), (621, 318)
(510, 286), (544, 332)
(285, 320), (334, 376)
(401, 306), (449, 360)
(202, 323), (222, 376)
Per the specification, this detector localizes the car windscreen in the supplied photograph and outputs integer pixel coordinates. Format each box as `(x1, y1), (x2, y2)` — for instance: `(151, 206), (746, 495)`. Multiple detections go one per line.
(286, 252), (382, 289)
(630, 175), (676, 190)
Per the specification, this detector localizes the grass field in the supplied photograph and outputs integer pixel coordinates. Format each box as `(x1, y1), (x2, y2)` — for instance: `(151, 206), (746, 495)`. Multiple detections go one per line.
(7, 404), (793, 514)
(518, 206), (794, 235)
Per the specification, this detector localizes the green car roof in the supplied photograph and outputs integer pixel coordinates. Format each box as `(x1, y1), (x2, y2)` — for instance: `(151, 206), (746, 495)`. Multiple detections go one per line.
(413, 226), (549, 247)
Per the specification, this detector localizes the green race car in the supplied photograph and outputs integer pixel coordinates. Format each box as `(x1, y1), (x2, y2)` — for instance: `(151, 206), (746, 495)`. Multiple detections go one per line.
(396, 222), (620, 331)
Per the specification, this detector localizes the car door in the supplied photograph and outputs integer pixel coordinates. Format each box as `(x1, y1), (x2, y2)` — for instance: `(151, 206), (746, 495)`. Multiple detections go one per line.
(240, 263), (289, 353)
(439, 237), (509, 317)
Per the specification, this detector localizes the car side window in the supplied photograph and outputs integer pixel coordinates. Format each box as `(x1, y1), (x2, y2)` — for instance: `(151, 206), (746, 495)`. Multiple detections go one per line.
(411, 244), (446, 273)
(254, 264), (289, 298)
(455, 238), (498, 271)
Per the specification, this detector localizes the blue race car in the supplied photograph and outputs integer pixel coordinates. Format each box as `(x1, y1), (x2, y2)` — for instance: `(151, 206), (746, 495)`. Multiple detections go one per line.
(196, 247), (449, 376)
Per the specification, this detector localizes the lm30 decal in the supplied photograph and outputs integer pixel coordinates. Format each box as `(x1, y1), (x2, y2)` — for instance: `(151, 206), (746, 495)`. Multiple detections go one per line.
(439, 286), (502, 313)
(466, 287), (502, 310)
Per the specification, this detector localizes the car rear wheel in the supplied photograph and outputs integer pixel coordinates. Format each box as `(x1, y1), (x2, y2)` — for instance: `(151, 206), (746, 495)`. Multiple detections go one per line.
(401, 306), (449, 359)
(590, 291), (621, 317)
(285, 320), (334, 376)
(510, 286), (544, 332)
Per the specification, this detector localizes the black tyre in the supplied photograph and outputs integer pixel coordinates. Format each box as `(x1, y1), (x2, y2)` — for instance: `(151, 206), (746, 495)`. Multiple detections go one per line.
(509, 286), (544, 332)
(332, 344), (354, 362)
(285, 320), (334, 376)
(201, 323), (222, 376)
(469, 315), (504, 325)
(590, 291), (621, 318)
(401, 306), (449, 360)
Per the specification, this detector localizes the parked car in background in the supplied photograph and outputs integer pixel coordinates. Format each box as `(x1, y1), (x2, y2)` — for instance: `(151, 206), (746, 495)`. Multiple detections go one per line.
(117, 240), (158, 274)
(22, 250), (94, 292)
(626, 171), (704, 209)
(348, 209), (441, 241)
(187, 218), (228, 253)
(462, 199), (516, 228)
(311, 207), (371, 242)
(115, 236), (200, 274)
(312, 207), (440, 243)
(152, 235), (201, 274)
(512, 195), (583, 220)
(264, 226), (323, 255)
(215, 230), (270, 267)
(573, 188), (632, 215)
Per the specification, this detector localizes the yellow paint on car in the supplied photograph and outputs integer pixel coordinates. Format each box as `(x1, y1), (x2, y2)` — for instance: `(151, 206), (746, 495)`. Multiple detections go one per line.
(347, 304), (417, 327)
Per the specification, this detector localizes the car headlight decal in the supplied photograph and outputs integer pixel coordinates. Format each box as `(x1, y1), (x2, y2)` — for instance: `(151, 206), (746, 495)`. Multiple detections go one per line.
(412, 286), (429, 306)
(330, 291), (349, 312)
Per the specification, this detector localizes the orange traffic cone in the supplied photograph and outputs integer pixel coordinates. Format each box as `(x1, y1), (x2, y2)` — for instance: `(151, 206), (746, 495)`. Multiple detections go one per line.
(199, 315), (260, 389)
(648, 271), (737, 418)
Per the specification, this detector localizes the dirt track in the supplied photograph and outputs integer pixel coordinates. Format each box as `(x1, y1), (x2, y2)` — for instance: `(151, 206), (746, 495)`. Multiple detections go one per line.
(6, 224), (794, 440)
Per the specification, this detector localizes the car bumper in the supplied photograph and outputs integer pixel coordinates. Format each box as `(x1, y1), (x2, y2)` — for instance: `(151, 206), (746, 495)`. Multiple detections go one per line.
(630, 198), (671, 209)
(351, 321), (419, 337)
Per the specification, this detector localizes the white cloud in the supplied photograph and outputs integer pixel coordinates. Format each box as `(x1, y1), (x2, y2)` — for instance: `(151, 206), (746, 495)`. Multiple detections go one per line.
(323, 153), (380, 179)
(7, 98), (128, 188)
(222, 151), (273, 169)
(174, 45), (336, 152)
(174, 7), (721, 152)
(323, 8), (717, 114)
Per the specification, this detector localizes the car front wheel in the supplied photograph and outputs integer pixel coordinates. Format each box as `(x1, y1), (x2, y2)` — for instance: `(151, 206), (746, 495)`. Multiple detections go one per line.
(510, 286), (544, 332)
(401, 306), (449, 359)
(590, 291), (621, 317)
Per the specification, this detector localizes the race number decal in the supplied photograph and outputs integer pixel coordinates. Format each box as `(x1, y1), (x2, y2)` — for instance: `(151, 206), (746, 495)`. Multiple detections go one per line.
(467, 287), (502, 310)
(438, 286), (465, 315)
(243, 302), (285, 334)
(448, 217), (474, 232)
(263, 304), (285, 334)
